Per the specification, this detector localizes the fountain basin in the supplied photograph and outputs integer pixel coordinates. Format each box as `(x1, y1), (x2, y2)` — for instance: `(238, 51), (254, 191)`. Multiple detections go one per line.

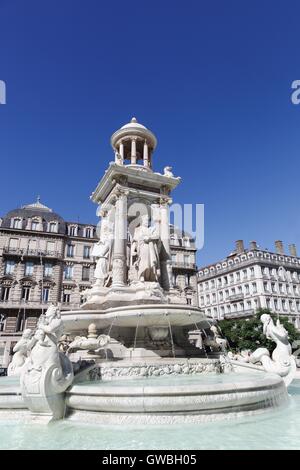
(0, 377), (25, 409)
(61, 304), (209, 333)
(65, 372), (288, 424)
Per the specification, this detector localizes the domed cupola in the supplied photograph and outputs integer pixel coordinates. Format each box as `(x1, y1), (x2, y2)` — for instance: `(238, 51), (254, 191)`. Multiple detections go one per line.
(1, 197), (66, 233)
(110, 117), (157, 169)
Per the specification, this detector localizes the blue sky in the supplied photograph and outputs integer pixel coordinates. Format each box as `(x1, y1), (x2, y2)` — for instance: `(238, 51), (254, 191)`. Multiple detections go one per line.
(1, 0), (300, 266)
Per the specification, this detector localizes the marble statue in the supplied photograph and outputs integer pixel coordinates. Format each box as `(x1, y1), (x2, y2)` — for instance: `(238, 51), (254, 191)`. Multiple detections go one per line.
(7, 328), (35, 376)
(68, 334), (110, 353)
(131, 215), (161, 283)
(92, 215), (113, 287)
(20, 304), (74, 420)
(250, 314), (296, 386)
(204, 325), (228, 352)
(163, 166), (174, 177)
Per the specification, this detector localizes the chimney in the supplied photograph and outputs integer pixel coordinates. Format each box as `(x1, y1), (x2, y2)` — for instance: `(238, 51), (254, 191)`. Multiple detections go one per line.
(249, 241), (258, 250)
(235, 240), (245, 254)
(275, 240), (284, 255)
(289, 244), (298, 257)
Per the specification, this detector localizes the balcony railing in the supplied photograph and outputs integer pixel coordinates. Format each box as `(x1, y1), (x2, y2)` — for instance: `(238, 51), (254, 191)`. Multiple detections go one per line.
(172, 262), (197, 270)
(3, 247), (62, 259)
(0, 299), (52, 309)
(224, 309), (255, 319)
(227, 293), (244, 301)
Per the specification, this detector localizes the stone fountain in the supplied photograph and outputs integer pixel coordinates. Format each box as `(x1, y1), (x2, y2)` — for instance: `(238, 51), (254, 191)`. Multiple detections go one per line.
(0, 118), (293, 424)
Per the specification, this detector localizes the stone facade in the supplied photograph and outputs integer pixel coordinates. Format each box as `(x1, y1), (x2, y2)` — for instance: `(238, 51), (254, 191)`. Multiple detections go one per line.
(198, 239), (300, 329)
(0, 199), (98, 367)
(0, 200), (197, 367)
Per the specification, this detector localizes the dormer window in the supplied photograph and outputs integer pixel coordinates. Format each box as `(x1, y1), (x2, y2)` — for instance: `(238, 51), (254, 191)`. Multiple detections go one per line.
(12, 218), (22, 229)
(183, 237), (190, 247)
(49, 222), (58, 233)
(84, 227), (93, 238)
(31, 220), (38, 230)
(68, 225), (78, 236)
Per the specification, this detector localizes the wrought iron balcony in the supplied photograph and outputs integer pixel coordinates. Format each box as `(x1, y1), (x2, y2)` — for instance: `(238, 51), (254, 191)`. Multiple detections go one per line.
(172, 261), (197, 270)
(227, 293), (244, 301)
(2, 247), (62, 259)
(224, 309), (255, 319)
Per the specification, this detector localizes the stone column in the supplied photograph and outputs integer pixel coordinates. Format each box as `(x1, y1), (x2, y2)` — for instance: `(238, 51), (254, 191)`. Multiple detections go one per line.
(112, 188), (128, 287)
(131, 138), (137, 164)
(159, 197), (172, 290)
(143, 141), (149, 167)
(119, 141), (124, 163)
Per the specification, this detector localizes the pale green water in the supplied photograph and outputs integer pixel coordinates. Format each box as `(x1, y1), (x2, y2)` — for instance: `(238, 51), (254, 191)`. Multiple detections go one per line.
(0, 378), (300, 449)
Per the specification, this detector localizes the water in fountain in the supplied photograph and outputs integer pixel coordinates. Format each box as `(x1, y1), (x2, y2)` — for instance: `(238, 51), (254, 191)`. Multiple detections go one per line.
(166, 313), (176, 358)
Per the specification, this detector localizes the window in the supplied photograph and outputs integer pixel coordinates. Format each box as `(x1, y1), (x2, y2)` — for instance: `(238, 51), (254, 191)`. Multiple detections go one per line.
(185, 274), (190, 286)
(9, 238), (19, 250)
(44, 263), (53, 277)
(271, 282), (276, 293)
(68, 225), (77, 236)
(224, 276), (228, 285)
(187, 298), (192, 305)
(171, 254), (177, 263)
(83, 246), (91, 259)
(243, 269), (247, 279)
(25, 262), (34, 276)
(66, 244), (75, 257)
(63, 293), (71, 303)
(82, 266), (90, 281)
(31, 220), (38, 230)
(229, 274), (234, 284)
(266, 298), (271, 308)
(263, 282), (268, 292)
(236, 272), (240, 281)
(0, 287), (10, 301)
(16, 313), (25, 332)
(210, 280), (215, 288)
(12, 218), (22, 229)
(172, 273), (177, 286)
(64, 265), (73, 280)
(5, 260), (15, 275)
(183, 238), (190, 247)
(200, 296), (204, 306)
(85, 227), (92, 238)
(184, 255), (189, 266)
(219, 291), (223, 301)
(212, 293), (216, 303)
(250, 267), (254, 277)
(42, 287), (50, 302)
(245, 284), (250, 295)
(47, 241), (55, 254)
(49, 223), (57, 233)
(21, 287), (30, 301)
(274, 299), (278, 310)
(279, 283), (284, 294)
(252, 283), (257, 293)
(0, 314), (6, 332)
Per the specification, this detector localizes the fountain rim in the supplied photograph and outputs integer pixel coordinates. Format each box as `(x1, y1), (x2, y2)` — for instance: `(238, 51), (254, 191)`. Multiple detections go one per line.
(60, 303), (210, 329)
